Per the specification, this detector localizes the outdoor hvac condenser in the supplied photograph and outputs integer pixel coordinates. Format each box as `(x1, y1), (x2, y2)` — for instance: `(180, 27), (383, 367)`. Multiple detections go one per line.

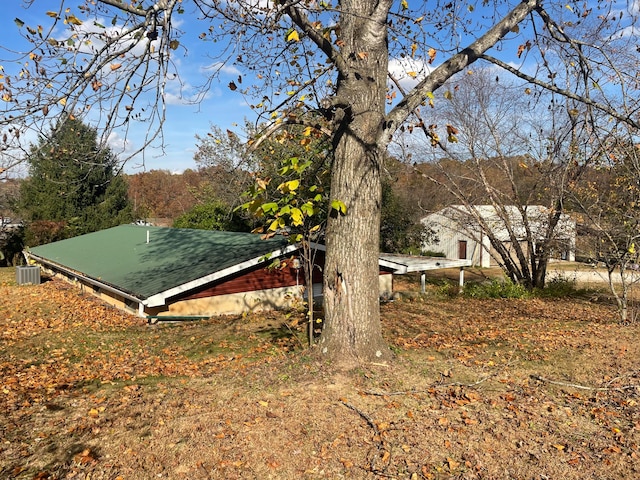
(16, 265), (41, 285)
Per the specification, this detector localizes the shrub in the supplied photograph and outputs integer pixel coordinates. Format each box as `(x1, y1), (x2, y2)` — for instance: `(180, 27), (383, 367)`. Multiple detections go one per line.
(422, 250), (446, 258)
(536, 275), (586, 298)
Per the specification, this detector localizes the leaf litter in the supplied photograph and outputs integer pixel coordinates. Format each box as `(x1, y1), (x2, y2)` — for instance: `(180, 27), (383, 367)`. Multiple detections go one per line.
(1, 270), (639, 479)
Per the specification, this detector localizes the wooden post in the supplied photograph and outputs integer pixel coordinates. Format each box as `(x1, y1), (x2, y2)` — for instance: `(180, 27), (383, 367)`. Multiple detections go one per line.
(421, 272), (426, 294)
(459, 267), (465, 292)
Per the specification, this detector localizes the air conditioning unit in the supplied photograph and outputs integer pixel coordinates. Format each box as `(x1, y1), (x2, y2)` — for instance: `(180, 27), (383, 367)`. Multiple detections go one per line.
(16, 266), (41, 285)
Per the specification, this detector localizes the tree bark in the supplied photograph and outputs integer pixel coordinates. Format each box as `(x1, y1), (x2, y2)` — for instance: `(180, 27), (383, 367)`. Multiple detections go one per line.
(317, 0), (392, 367)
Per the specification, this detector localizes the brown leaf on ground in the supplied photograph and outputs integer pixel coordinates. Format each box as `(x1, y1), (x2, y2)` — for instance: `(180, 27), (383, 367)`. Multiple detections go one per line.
(1, 268), (639, 479)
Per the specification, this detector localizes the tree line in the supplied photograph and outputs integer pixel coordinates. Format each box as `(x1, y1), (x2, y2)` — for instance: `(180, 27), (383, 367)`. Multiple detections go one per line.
(0, 117), (424, 263)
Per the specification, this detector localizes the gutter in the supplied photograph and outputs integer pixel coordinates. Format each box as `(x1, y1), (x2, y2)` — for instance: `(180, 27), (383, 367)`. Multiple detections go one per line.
(146, 315), (210, 324)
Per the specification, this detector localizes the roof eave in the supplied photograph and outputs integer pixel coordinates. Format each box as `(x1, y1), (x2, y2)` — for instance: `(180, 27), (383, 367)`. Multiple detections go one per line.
(143, 243), (302, 307)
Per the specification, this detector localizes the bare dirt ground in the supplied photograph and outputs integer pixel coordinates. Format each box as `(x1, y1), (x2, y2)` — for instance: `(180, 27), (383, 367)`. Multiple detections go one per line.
(1, 267), (639, 479)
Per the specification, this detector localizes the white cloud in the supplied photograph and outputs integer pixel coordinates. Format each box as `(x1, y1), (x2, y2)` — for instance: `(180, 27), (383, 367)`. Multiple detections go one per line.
(106, 131), (133, 155)
(202, 62), (242, 76)
(388, 57), (434, 90)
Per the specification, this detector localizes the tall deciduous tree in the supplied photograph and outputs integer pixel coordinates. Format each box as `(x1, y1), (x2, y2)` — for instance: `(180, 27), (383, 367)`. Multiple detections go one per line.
(406, 69), (588, 289)
(19, 117), (132, 243)
(2, 1), (639, 365)
(126, 169), (199, 221)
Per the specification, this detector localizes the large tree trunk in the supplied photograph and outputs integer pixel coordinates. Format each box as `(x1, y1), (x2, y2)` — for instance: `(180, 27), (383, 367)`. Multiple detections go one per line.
(316, 0), (392, 367)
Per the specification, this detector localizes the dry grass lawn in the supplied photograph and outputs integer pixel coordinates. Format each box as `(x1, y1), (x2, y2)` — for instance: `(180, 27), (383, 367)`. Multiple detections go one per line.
(1, 267), (639, 479)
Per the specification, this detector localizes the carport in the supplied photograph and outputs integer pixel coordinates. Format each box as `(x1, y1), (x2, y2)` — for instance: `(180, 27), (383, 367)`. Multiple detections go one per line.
(378, 254), (473, 293)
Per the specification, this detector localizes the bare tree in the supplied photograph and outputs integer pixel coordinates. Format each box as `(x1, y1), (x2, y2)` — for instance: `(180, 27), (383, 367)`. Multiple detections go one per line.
(1, 0), (639, 365)
(571, 131), (640, 323)
(407, 69), (599, 288)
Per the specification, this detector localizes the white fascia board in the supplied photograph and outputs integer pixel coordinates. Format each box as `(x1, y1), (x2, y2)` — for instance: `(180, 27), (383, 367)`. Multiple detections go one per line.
(402, 259), (473, 272)
(378, 258), (408, 274)
(143, 243), (302, 308)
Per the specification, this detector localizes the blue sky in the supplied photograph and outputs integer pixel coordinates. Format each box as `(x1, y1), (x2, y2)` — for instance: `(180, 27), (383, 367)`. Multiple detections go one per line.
(1, 1), (259, 174)
(1, 1), (635, 175)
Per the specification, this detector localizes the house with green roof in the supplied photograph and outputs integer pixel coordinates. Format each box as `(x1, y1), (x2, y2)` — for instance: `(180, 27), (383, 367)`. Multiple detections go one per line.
(24, 224), (395, 320)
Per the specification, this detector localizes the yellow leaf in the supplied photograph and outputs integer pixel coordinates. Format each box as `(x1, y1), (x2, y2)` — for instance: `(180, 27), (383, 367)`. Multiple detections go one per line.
(411, 43), (417, 57)
(59, 97), (67, 106)
(291, 208), (303, 226)
(407, 71), (417, 78)
(278, 179), (300, 193)
(268, 217), (284, 232)
(66, 14), (83, 26)
(287, 30), (300, 42)
(401, 0), (408, 10)
(330, 199), (347, 215)
(258, 400), (268, 407)
(46, 11), (59, 18)
(427, 47), (437, 64)
(444, 90), (452, 100)
(88, 408), (99, 418)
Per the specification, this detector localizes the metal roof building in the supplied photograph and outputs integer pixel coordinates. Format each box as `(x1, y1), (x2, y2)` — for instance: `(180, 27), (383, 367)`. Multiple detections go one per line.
(25, 225), (302, 319)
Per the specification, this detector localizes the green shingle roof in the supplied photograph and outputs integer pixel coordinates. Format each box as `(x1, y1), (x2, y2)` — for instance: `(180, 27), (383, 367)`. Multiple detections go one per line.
(28, 225), (292, 300)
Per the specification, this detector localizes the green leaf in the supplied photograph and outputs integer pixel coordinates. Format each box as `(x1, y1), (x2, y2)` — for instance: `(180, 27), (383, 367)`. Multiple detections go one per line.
(331, 199), (347, 215)
(301, 202), (315, 216)
(261, 202), (279, 213)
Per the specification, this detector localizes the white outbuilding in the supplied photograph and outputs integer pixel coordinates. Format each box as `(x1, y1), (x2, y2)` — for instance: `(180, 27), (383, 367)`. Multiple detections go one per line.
(421, 205), (576, 268)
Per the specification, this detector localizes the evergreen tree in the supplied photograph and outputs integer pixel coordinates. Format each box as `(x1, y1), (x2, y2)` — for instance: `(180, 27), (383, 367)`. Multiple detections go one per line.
(19, 117), (132, 244)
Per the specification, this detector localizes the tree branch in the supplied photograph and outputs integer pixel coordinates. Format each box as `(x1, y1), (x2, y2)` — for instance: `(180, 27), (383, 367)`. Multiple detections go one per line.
(98, 0), (147, 17)
(384, 0), (539, 140)
(530, 374), (640, 392)
(285, 5), (347, 76)
(480, 54), (640, 130)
